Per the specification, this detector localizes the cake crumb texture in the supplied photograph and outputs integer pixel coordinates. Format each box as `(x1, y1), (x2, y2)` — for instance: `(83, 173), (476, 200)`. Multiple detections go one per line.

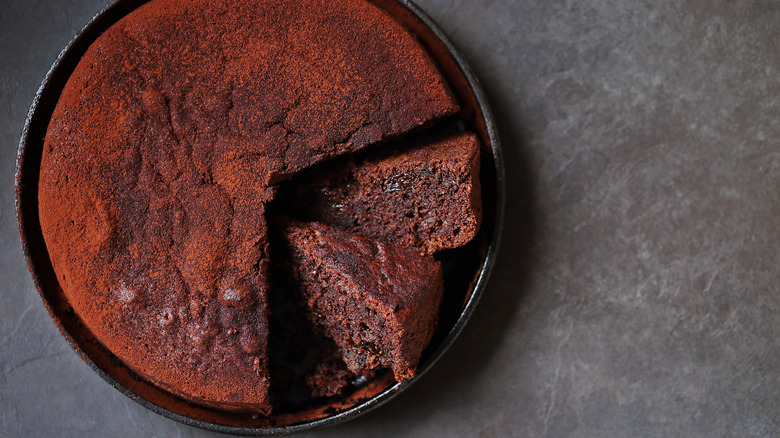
(284, 221), (444, 381)
(298, 132), (482, 255)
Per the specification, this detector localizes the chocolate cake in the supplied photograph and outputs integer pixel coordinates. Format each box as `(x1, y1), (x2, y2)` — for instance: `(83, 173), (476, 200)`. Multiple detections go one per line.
(284, 221), (444, 381)
(295, 132), (482, 255)
(305, 348), (374, 398)
(38, 0), (459, 413)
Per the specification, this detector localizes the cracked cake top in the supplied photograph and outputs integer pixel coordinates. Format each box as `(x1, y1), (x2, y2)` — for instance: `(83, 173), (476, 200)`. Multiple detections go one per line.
(38, 0), (457, 411)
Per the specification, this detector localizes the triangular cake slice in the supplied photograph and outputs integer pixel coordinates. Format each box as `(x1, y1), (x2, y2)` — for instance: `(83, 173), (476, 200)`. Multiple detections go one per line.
(283, 221), (444, 381)
(297, 132), (481, 255)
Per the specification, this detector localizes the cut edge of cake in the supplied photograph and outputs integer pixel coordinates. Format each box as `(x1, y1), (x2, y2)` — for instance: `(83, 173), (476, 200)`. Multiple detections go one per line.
(294, 132), (482, 255)
(283, 220), (444, 382)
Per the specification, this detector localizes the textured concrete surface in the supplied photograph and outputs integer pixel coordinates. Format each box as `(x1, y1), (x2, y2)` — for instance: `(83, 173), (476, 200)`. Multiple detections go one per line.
(2, 0), (780, 437)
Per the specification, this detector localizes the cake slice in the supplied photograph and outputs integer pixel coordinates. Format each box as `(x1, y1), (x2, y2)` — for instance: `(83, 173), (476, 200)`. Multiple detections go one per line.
(297, 133), (482, 255)
(283, 221), (444, 381)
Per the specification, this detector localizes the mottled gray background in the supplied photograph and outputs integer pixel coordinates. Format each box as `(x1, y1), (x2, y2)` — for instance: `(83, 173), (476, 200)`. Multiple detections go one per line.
(2, 0), (780, 437)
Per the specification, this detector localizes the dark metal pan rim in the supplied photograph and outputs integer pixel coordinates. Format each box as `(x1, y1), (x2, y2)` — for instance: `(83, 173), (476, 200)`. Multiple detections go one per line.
(15, 0), (506, 434)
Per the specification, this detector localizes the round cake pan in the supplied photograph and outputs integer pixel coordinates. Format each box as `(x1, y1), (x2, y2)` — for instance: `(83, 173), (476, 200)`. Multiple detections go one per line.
(15, 0), (505, 434)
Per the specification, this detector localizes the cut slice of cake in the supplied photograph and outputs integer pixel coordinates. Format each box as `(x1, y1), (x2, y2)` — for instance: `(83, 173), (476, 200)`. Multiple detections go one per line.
(298, 132), (482, 255)
(283, 221), (444, 381)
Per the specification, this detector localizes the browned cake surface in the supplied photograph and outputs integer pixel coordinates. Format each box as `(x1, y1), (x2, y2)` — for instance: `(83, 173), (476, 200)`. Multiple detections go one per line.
(38, 0), (457, 411)
(284, 221), (444, 381)
(299, 132), (482, 255)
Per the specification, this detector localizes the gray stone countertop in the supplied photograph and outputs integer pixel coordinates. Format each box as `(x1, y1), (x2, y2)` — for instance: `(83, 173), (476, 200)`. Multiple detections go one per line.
(2, 1), (779, 437)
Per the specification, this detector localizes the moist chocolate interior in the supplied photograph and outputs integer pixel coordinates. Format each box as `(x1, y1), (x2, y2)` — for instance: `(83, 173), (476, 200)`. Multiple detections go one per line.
(280, 123), (480, 257)
(265, 116), (483, 414)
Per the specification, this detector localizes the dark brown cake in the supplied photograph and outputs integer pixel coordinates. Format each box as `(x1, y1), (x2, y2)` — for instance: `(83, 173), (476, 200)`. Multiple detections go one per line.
(38, 0), (458, 412)
(305, 348), (374, 398)
(284, 221), (444, 381)
(296, 133), (481, 255)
